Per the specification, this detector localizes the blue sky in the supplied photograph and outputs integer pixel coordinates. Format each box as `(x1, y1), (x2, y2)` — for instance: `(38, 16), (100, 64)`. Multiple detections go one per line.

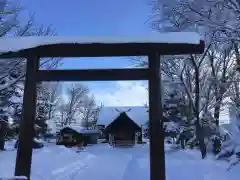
(19, 0), (151, 106)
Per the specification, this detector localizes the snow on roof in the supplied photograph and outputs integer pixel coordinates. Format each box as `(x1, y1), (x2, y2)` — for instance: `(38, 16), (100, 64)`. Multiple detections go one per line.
(62, 125), (100, 135)
(0, 119), (8, 123)
(0, 32), (202, 54)
(97, 106), (148, 127)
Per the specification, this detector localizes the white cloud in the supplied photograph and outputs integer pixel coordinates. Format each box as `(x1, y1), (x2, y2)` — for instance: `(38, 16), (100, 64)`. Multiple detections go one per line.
(92, 81), (148, 107)
(60, 81), (148, 107)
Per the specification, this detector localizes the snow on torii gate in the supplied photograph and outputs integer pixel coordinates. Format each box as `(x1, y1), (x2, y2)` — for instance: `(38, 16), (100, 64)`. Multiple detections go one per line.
(0, 33), (204, 180)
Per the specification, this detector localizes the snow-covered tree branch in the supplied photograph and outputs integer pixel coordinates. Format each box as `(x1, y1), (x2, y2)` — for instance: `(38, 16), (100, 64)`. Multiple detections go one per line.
(80, 95), (103, 129)
(63, 84), (89, 126)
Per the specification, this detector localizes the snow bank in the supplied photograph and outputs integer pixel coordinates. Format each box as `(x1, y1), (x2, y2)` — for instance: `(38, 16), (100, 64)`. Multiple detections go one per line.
(0, 32), (202, 54)
(33, 138), (43, 143)
(0, 176), (27, 180)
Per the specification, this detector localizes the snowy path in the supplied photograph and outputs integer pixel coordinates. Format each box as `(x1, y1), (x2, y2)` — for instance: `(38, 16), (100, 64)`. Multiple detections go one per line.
(0, 142), (240, 180)
(75, 144), (149, 180)
(122, 148), (149, 180)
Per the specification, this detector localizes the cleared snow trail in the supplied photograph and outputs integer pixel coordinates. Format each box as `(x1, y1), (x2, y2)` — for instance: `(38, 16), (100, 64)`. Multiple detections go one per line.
(51, 154), (95, 180)
(73, 144), (134, 180)
(122, 145), (149, 180)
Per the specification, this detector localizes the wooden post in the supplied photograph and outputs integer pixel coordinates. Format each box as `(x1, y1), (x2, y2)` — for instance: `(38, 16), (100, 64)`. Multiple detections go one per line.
(148, 53), (166, 180)
(15, 56), (39, 179)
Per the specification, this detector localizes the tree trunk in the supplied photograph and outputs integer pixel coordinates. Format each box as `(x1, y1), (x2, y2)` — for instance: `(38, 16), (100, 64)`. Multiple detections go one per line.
(234, 43), (240, 72)
(209, 51), (221, 127)
(196, 122), (206, 159)
(48, 105), (52, 120)
(213, 95), (223, 127)
(191, 56), (207, 159)
(0, 136), (4, 150)
(0, 122), (6, 151)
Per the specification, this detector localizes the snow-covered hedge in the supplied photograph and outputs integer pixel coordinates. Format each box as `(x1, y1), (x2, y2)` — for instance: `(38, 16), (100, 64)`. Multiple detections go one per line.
(216, 105), (240, 168)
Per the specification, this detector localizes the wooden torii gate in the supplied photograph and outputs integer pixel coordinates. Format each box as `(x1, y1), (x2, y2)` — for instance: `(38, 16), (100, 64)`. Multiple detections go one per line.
(0, 35), (204, 180)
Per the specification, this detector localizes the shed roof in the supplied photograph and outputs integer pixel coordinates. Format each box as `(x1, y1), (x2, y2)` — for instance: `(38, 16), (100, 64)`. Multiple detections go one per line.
(0, 32), (204, 58)
(61, 126), (100, 135)
(0, 119), (8, 123)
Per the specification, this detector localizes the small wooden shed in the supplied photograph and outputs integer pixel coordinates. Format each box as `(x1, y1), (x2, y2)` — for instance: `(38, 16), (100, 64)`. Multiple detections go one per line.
(104, 112), (142, 147)
(56, 126), (100, 147)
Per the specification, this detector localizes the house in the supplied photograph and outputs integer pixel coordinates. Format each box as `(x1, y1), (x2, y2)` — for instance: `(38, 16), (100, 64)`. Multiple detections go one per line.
(97, 107), (147, 147)
(104, 111), (142, 146)
(56, 126), (100, 147)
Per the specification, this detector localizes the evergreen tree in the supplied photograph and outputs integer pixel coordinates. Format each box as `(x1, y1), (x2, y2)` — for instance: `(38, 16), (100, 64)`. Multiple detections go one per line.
(35, 84), (50, 138)
(11, 103), (22, 136)
(0, 74), (22, 149)
(163, 92), (189, 145)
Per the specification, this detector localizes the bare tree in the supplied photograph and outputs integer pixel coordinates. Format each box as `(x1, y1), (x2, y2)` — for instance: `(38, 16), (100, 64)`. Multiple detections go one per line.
(206, 43), (236, 125)
(0, 14), (61, 92)
(145, 0), (240, 157)
(80, 96), (103, 129)
(151, 0), (240, 40)
(0, 0), (59, 148)
(0, 0), (64, 149)
(188, 52), (209, 158)
(41, 82), (62, 119)
(63, 84), (89, 126)
(57, 103), (68, 128)
(151, 0), (240, 71)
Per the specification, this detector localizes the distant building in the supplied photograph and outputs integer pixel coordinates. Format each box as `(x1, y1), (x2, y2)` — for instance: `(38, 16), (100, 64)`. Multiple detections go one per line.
(56, 126), (100, 147)
(104, 111), (143, 147)
(96, 106), (148, 146)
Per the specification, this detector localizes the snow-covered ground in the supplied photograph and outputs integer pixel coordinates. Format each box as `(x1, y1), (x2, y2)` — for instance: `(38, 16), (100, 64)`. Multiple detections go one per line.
(0, 141), (239, 180)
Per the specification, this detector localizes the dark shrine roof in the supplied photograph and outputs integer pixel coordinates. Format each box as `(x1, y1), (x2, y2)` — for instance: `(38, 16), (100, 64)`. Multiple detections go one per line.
(97, 106), (148, 127)
(104, 112), (142, 133)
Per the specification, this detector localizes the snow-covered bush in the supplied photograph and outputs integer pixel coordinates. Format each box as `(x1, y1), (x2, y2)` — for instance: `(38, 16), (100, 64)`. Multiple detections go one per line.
(162, 91), (197, 149)
(162, 93), (183, 143)
(217, 104), (240, 168)
(200, 111), (223, 154)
